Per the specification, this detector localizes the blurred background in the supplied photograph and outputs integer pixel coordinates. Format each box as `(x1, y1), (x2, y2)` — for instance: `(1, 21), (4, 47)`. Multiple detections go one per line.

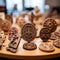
(0, 0), (60, 15)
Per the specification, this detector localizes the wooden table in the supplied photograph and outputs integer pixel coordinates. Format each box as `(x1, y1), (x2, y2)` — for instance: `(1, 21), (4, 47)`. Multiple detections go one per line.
(0, 36), (60, 60)
(0, 24), (60, 60)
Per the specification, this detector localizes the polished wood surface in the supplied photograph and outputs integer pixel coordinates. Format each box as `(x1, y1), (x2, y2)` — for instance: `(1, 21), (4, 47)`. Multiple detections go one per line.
(0, 25), (60, 60)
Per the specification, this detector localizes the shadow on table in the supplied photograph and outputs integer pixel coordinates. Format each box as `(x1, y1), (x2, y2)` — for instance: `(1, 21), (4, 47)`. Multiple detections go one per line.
(0, 57), (60, 60)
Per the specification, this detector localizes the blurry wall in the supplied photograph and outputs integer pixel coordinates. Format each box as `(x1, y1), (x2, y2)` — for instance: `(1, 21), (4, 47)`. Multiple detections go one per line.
(46, 0), (60, 15)
(46, 0), (60, 7)
(0, 0), (5, 6)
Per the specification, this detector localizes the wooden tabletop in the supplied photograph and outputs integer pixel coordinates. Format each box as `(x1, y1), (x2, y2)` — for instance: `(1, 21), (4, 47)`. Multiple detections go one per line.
(0, 37), (60, 60)
(0, 24), (60, 60)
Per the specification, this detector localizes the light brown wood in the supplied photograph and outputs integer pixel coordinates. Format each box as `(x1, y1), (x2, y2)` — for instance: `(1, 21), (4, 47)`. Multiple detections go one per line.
(0, 25), (60, 60)
(0, 36), (60, 59)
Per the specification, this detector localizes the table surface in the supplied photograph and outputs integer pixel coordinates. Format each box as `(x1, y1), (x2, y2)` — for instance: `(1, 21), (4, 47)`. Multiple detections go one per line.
(0, 25), (60, 60)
